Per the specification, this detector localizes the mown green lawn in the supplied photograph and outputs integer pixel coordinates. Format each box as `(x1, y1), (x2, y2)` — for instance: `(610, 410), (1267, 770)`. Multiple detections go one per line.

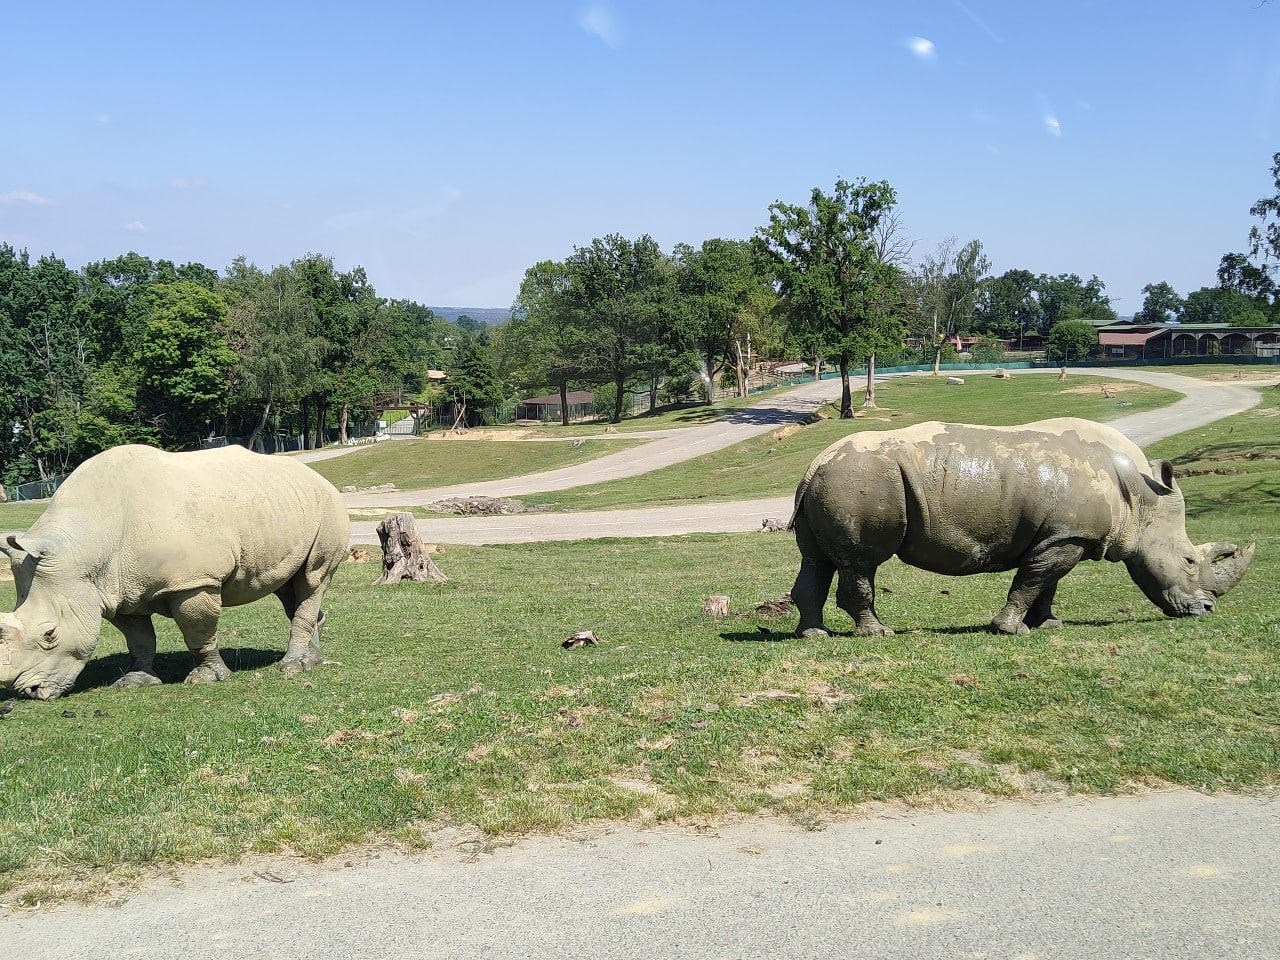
(306, 436), (643, 492)
(0, 393), (1276, 908)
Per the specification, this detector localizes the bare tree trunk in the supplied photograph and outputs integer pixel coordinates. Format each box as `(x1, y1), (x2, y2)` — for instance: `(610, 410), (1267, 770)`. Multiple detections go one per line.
(863, 353), (878, 408)
(338, 403), (349, 445)
(247, 397), (273, 451)
(299, 397), (311, 449)
(612, 375), (626, 423)
(559, 381), (570, 426)
(375, 513), (448, 584)
(838, 354), (853, 418)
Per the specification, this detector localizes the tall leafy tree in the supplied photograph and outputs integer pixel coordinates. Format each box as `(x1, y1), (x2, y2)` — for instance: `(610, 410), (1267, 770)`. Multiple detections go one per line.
(1045, 319), (1098, 363)
(755, 178), (905, 416)
(1218, 151), (1280, 312)
(503, 260), (585, 425)
(0, 246), (90, 480)
(443, 335), (504, 426)
(567, 234), (673, 423)
(1132, 281), (1185, 325)
(133, 281), (236, 449)
(1036, 273), (1117, 329)
(915, 238), (990, 375)
(974, 268), (1043, 345)
(220, 259), (321, 449)
(674, 238), (777, 402)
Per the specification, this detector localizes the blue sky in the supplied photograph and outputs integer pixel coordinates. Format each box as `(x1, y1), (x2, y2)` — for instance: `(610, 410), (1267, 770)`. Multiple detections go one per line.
(3, 1), (1278, 315)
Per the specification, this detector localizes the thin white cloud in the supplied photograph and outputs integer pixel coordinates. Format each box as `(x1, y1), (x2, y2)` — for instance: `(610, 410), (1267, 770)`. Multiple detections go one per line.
(907, 36), (936, 60)
(1044, 114), (1062, 136)
(124, 220), (147, 233)
(95, 113), (112, 124)
(579, 4), (621, 48)
(0, 190), (52, 205)
(951, 0), (1002, 43)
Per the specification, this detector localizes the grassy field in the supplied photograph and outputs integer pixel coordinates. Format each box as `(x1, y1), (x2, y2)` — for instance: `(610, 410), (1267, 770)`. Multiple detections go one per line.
(0, 391), (1276, 907)
(507, 373), (1179, 512)
(306, 436), (643, 491)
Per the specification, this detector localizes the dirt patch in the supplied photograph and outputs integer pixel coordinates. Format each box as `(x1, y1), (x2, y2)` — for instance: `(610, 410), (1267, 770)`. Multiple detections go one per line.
(1059, 382), (1143, 395)
(1204, 372), (1280, 382)
(426, 429), (541, 441)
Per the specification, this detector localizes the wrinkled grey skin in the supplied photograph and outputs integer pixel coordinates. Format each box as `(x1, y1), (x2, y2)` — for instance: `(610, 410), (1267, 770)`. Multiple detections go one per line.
(0, 444), (349, 700)
(789, 418), (1254, 638)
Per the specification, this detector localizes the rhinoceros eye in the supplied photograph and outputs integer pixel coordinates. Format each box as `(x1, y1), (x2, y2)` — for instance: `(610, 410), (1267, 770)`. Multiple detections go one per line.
(36, 627), (57, 650)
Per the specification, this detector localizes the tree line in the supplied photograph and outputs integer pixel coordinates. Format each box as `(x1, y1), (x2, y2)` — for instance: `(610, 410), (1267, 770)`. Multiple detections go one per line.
(4, 155), (1278, 485)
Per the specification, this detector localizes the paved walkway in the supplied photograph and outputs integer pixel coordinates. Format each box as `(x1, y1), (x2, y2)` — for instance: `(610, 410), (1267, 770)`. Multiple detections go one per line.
(6, 789), (1277, 958)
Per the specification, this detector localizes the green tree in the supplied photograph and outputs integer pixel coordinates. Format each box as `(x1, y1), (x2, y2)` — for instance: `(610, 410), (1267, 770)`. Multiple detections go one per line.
(1218, 151), (1280, 310)
(975, 268), (1043, 345)
(567, 234), (673, 423)
(220, 259), (321, 449)
(502, 260), (586, 425)
(1036, 273), (1117, 329)
(134, 281), (236, 448)
(0, 246), (95, 481)
(1045, 319), (1098, 363)
(1179, 286), (1269, 327)
(755, 178), (905, 416)
(674, 238), (777, 402)
(915, 238), (989, 375)
(443, 335), (505, 426)
(1132, 281), (1185, 325)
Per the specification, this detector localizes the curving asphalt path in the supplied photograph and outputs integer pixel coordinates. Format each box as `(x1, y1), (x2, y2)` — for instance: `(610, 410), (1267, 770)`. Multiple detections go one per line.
(345, 368), (1271, 545)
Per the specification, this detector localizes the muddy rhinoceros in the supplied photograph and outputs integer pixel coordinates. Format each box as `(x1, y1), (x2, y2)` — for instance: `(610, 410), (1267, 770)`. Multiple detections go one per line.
(788, 418), (1253, 637)
(0, 444), (350, 700)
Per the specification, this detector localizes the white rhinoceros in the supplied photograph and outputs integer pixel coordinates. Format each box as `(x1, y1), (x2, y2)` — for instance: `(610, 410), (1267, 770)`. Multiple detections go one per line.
(789, 418), (1254, 637)
(0, 444), (350, 700)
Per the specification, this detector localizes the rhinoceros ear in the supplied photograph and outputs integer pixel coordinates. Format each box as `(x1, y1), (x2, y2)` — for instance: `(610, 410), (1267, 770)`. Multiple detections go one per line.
(3, 534), (46, 562)
(1147, 459), (1177, 495)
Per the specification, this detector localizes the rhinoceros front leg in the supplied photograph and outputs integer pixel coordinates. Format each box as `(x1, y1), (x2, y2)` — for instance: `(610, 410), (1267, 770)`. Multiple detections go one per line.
(169, 589), (232, 684)
(836, 565), (894, 637)
(108, 613), (164, 689)
(992, 543), (1084, 635)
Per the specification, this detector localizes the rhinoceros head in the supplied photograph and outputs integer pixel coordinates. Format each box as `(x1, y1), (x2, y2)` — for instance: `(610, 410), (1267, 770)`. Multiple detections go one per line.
(0, 534), (99, 701)
(1121, 459), (1222, 619)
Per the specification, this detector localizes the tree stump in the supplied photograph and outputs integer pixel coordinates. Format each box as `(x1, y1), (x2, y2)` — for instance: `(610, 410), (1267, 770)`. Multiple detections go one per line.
(374, 512), (448, 585)
(702, 596), (732, 617)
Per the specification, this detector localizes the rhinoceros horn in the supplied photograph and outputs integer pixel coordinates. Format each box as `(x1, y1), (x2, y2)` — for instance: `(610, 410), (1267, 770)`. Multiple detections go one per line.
(1195, 541), (1256, 598)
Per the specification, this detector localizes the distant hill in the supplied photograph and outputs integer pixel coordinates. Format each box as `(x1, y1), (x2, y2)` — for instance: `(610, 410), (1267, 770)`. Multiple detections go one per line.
(430, 306), (510, 327)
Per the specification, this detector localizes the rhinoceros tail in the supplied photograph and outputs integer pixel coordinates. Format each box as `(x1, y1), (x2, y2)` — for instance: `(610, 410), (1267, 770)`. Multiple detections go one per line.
(788, 436), (852, 531)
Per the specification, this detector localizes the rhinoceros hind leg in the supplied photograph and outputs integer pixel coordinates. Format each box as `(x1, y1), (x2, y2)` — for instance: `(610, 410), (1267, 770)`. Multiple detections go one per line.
(791, 515), (837, 638)
(277, 571), (332, 678)
(836, 566), (894, 637)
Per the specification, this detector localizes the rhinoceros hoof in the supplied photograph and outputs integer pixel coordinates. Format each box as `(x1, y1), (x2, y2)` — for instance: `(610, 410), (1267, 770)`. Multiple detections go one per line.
(112, 671), (163, 690)
(854, 624), (894, 637)
(798, 626), (832, 639)
(278, 656), (318, 679)
(184, 661), (231, 685)
(1030, 617), (1063, 630)
(992, 621), (1031, 636)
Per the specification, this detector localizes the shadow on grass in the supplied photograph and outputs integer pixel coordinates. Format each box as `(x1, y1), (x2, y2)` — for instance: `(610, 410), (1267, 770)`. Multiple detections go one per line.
(74, 647), (283, 692)
(723, 628), (794, 643)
